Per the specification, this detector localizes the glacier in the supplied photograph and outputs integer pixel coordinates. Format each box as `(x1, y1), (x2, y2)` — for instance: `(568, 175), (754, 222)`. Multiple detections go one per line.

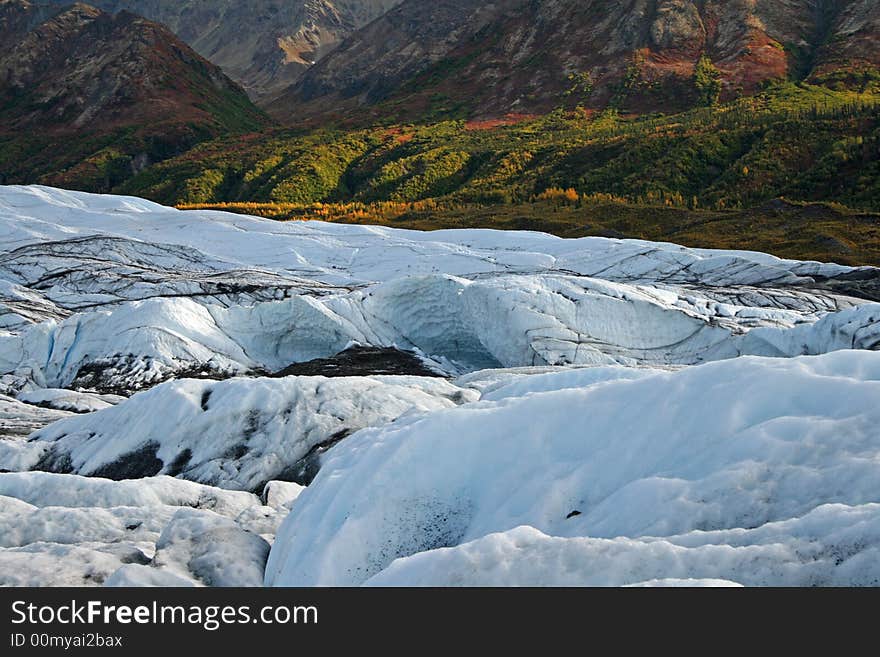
(26, 375), (476, 491)
(1, 185), (877, 395)
(265, 352), (880, 586)
(0, 185), (879, 587)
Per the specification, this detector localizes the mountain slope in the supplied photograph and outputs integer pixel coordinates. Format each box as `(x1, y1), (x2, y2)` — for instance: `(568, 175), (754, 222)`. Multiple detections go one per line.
(118, 82), (880, 257)
(38, 0), (403, 102)
(269, 0), (880, 122)
(811, 0), (880, 83)
(0, 1), (268, 190)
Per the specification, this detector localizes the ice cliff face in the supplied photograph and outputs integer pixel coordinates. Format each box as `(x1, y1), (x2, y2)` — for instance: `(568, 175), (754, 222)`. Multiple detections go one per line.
(1, 185), (879, 587)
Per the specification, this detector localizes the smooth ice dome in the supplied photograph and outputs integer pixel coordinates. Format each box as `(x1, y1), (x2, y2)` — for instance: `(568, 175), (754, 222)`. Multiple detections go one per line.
(266, 351), (880, 587)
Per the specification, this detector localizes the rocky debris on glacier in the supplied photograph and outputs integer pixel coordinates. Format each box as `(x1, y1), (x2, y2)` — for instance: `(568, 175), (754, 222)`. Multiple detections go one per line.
(0, 472), (294, 587)
(265, 351), (880, 587)
(272, 346), (446, 378)
(25, 375), (477, 491)
(16, 389), (124, 413)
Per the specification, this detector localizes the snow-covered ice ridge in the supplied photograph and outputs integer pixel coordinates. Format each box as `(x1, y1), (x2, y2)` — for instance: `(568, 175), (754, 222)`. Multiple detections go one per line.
(1, 185), (880, 587)
(1, 185), (879, 393)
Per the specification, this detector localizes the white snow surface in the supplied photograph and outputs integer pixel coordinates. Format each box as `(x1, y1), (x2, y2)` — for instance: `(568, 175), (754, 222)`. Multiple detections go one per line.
(0, 186), (877, 392)
(364, 515), (880, 587)
(2, 186), (880, 587)
(0, 472), (292, 586)
(0, 186), (857, 288)
(16, 389), (122, 413)
(0, 472), (260, 515)
(266, 351), (880, 587)
(25, 374), (475, 491)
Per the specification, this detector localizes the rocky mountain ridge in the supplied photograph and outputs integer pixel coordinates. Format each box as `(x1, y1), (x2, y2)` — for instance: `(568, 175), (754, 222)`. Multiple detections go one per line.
(37, 0), (403, 102)
(0, 0), (267, 188)
(270, 0), (880, 121)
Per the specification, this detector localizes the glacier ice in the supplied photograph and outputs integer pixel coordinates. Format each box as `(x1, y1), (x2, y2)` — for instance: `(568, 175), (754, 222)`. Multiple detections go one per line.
(0, 185), (877, 394)
(0, 472), (293, 587)
(26, 374), (476, 491)
(266, 351), (880, 587)
(1, 185), (880, 588)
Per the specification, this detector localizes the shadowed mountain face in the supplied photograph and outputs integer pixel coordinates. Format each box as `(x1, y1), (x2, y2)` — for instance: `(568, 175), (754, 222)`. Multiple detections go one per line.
(814, 0), (880, 76)
(36, 0), (403, 102)
(6, 1), (879, 123)
(0, 0), (267, 189)
(268, 0), (880, 121)
(0, 1), (264, 130)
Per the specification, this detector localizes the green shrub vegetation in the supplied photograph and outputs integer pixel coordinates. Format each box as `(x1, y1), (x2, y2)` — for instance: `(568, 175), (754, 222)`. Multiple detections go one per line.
(4, 80), (880, 264)
(115, 82), (879, 215)
(694, 55), (723, 106)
